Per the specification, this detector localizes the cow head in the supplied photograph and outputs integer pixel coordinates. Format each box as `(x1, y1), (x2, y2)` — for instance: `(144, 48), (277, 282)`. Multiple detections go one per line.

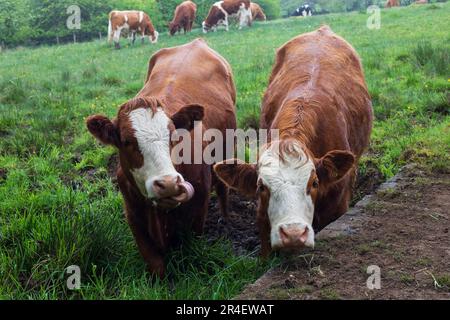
(86, 97), (204, 208)
(202, 21), (212, 34)
(168, 22), (179, 36)
(214, 139), (355, 251)
(149, 30), (159, 43)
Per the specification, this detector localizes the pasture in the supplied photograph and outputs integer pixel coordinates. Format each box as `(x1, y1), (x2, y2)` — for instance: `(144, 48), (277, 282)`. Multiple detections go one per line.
(0, 3), (449, 299)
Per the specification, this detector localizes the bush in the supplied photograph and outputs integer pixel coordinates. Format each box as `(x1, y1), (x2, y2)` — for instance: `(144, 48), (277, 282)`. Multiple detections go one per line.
(256, 0), (281, 20)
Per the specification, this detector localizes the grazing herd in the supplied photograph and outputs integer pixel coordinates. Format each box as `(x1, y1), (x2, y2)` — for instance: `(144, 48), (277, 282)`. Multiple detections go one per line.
(90, 2), (374, 277)
(108, 0), (264, 49)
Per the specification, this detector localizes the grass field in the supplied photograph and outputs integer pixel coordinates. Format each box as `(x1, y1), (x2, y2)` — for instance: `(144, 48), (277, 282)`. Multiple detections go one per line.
(0, 3), (449, 299)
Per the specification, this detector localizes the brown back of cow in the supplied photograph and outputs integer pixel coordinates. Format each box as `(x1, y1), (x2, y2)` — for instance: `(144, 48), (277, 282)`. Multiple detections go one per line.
(261, 25), (373, 231)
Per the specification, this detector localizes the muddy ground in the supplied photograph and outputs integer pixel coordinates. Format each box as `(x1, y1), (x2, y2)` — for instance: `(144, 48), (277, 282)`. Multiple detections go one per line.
(236, 166), (450, 299)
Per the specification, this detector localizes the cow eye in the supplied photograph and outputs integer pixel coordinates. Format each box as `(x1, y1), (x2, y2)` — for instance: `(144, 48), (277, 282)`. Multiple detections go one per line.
(312, 180), (319, 188)
(257, 182), (266, 194)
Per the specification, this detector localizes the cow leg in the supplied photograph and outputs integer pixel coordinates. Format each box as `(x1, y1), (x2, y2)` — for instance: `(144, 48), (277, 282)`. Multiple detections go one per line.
(212, 169), (229, 218)
(192, 177), (211, 235)
(224, 16), (229, 31)
(127, 213), (165, 277)
(257, 211), (272, 258)
(132, 31), (136, 45)
(118, 170), (165, 277)
(216, 180), (229, 218)
(113, 28), (121, 49)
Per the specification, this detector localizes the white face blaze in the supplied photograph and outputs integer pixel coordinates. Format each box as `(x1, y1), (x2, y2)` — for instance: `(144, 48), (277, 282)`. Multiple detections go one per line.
(128, 107), (182, 198)
(202, 21), (208, 33)
(150, 30), (159, 44)
(238, 6), (251, 29)
(257, 141), (316, 248)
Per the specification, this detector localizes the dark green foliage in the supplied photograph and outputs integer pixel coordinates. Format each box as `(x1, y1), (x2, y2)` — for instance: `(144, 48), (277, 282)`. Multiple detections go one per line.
(257, 0), (281, 19)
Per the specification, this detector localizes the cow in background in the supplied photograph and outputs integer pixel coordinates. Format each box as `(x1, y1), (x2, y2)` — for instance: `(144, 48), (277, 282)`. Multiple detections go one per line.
(108, 10), (159, 49)
(214, 26), (373, 257)
(169, 1), (197, 36)
(292, 4), (312, 17)
(250, 2), (267, 21)
(86, 39), (236, 277)
(202, 0), (252, 33)
(385, 0), (400, 8)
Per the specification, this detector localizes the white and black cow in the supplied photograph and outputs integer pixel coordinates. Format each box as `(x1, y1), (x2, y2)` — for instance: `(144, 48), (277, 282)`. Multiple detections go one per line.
(292, 4), (312, 17)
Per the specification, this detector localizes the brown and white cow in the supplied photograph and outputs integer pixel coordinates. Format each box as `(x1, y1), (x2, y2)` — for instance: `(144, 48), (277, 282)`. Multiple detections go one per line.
(214, 26), (373, 256)
(169, 1), (197, 36)
(385, 0), (400, 8)
(414, 0), (428, 4)
(202, 0), (252, 33)
(250, 2), (266, 21)
(86, 38), (237, 277)
(108, 10), (159, 49)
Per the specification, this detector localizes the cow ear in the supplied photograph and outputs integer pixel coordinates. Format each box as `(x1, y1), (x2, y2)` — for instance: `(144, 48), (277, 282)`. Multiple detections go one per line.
(316, 150), (355, 185)
(86, 115), (120, 147)
(171, 104), (204, 131)
(214, 159), (258, 198)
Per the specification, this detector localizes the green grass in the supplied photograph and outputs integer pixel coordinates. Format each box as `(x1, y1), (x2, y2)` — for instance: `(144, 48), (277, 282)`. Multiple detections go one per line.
(1, 4), (449, 299)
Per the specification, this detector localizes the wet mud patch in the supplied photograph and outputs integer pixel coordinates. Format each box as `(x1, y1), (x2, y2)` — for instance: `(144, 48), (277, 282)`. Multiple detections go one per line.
(205, 192), (260, 256)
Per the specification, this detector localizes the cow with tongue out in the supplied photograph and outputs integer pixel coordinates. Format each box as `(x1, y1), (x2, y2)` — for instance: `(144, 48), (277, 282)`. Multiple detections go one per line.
(86, 38), (237, 277)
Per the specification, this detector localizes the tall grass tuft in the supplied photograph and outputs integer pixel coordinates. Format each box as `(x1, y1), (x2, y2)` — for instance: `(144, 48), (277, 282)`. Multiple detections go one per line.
(411, 41), (449, 76)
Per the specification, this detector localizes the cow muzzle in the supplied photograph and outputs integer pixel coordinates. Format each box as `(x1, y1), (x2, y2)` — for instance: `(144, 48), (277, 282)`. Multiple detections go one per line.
(146, 175), (194, 209)
(272, 223), (314, 250)
(202, 21), (210, 33)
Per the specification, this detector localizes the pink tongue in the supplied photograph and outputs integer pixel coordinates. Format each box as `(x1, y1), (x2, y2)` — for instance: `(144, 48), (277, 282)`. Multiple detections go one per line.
(180, 181), (194, 201)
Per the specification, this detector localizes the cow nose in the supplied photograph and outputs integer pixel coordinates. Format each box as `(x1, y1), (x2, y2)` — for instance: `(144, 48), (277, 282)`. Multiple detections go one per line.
(151, 175), (181, 198)
(279, 224), (309, 248)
